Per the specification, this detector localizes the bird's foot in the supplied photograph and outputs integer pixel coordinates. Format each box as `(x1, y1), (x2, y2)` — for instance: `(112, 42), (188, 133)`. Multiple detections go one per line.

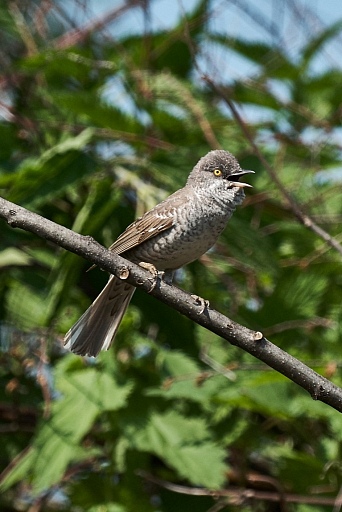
(191, 295), (210, 314)
(138, 262), (160, 292)
(138, 264), (175, 292)
(162, 270), (175, 285)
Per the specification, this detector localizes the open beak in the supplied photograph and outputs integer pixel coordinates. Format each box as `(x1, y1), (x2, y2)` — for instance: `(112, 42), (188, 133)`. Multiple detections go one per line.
(230, 169), (255, 188)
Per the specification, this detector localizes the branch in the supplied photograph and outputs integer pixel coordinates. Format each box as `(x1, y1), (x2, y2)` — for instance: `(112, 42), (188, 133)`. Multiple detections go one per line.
(1, 196), (342, 412)
(53, 0), (143, 49)
(203, 76), (342, 258)
(137, 470), (342, 507)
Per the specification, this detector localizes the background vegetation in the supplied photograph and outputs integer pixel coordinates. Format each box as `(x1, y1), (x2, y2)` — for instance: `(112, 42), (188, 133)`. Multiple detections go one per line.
(0, 0), (342, 510)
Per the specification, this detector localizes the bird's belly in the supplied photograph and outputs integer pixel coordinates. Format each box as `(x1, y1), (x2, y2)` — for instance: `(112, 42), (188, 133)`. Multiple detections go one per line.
(127, 217), (227, 270)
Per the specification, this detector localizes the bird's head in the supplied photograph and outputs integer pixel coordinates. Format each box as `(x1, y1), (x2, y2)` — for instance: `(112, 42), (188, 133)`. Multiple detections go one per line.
(187, 150), (254, 192)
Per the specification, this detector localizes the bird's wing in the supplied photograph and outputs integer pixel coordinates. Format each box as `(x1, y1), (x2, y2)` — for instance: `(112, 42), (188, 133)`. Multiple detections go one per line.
(109, 191), (184, 254)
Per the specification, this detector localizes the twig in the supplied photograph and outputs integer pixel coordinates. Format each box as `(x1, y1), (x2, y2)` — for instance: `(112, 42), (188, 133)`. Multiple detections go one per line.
(53, 0), (143, 49)
(137, 470), (342, 507)
(263, 317), (334, 336)
(0, 196), (342, 412)
(202, 75), (342, 258)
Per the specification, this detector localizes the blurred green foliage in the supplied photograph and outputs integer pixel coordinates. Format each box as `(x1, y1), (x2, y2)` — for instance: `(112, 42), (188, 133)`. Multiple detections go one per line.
(0, 1), (342, 510)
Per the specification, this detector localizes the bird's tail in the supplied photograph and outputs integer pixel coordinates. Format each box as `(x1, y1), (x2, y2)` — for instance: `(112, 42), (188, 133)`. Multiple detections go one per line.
(64, 275), (135, 357)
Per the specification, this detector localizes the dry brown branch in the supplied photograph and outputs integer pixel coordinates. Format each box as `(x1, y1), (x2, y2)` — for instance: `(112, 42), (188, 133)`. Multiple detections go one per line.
(1, 196), (342, 412)
(137, 469), (342, 507)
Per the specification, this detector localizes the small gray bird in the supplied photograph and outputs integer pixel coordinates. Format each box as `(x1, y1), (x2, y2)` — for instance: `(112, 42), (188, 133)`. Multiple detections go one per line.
(64, 150), (254, 357)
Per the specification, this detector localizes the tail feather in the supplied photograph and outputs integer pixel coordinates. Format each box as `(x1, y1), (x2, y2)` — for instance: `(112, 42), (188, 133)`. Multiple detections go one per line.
(64, 276), (135, 357)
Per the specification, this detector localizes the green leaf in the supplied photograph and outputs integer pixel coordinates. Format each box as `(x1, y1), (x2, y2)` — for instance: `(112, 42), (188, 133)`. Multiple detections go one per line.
(156, 349), (200, 377)
(277, 450), (325, 493)
(6, 281), (49, 328)
(123, 410), (227, 488)
(169, 443), (227, 488)
(1, 362), (133, 493)
(211, 35), (298, 79)
(242, 375), (293, 418)
(301, 20), (342, 68)
(0, 248), (31, 268)
(5, 129), (95, 207)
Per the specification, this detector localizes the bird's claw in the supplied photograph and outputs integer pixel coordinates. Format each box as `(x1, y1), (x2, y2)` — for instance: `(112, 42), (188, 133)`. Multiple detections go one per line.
(139, 262), (160, 292)
(191, 295), (209, 314)
(138, 264), (175, 292)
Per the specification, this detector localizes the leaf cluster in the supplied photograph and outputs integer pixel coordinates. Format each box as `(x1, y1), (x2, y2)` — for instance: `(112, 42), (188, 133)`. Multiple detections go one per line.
(0, 1), (342, 510)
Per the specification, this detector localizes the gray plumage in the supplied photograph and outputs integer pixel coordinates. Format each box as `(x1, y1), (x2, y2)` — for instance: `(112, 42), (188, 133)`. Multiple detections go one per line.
(64, 150), (254, 357)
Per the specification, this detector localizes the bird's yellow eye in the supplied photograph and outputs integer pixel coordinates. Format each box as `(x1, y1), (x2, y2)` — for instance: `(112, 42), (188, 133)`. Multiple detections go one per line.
(213, 169), (222, 177)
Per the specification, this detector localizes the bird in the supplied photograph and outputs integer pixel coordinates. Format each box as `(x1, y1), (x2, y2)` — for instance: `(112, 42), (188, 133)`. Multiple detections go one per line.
(64, 150), (254, 357)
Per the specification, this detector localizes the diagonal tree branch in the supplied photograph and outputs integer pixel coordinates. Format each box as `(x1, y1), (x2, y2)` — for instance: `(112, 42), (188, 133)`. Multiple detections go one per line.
(0, 196), (342, 412)
(203, 75), (342, 258)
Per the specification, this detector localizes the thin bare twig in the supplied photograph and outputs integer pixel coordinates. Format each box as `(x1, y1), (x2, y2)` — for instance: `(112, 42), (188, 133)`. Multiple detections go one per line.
(263, 317), (334, 336)
(137, 470), (342, 507)
(53, 0), (143, 49)
(202, 76), (342, 258)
